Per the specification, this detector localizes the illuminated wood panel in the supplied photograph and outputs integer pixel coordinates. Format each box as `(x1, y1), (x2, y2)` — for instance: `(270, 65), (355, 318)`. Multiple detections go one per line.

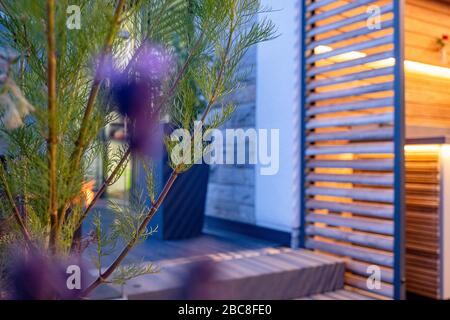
(405, 143), (450, 299)
(405, 0), (450, 130)
(404, 146), (440, 298)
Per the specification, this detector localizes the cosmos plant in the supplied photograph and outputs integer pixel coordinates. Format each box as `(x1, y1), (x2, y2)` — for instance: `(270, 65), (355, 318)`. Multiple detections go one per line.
(0, 0), (275, 298)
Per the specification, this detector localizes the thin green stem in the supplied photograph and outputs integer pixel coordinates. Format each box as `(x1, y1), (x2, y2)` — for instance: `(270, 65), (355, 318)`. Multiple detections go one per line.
(199, 21), (234, 125)
(46, 0), (58, 253)
(81, 169), (179, 297)
(70, 0), (126, 171)
(71, 147), (131, 250)
(0, 165), (34, 251)
(58, 0), (127, 228)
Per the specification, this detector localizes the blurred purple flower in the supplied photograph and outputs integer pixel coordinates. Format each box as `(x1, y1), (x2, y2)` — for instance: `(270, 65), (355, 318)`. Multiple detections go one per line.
(9, 249), (88, 300)
(179, 260), (219, 299)
(101, 43), (174, 155)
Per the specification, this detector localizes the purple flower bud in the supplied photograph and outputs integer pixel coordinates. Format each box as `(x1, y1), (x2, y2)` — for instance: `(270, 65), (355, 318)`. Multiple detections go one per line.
(103, 43), (174, 156)
(8, 249), (88, 300)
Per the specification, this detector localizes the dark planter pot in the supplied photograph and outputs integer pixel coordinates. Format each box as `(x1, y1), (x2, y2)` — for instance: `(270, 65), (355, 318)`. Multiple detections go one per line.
(156, 158), (210, 240)
(134, 124), (210, 240)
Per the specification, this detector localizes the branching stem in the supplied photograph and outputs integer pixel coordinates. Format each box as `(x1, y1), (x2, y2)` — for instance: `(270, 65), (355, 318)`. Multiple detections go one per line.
(81, 17), (236, 297)
(71, 31), (206, 239)
(81, 169), (179, 297)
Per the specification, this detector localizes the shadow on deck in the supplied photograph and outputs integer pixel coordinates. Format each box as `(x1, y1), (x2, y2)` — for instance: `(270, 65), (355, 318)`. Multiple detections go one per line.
(89, 228), (350, 300)
(86, 200), (372, 300)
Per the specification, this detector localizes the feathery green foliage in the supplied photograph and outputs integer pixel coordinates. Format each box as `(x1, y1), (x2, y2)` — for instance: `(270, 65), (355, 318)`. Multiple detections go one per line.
(0, 0), (275, 295)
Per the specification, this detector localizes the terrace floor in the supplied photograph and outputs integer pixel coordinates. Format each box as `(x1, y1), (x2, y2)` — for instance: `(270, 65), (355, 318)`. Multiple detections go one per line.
(83, 199), (279, 265)
(86, 200), (371, 300)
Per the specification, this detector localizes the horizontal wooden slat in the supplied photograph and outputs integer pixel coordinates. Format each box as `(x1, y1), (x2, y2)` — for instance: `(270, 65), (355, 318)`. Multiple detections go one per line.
(307, 128), (393, 142)
(307, 51), (394, 77)
(307, 0), (378, 25)
(306, 4), (393, 38)
(306, 112), (393, 129)
(306, 20), (394, 51)
(306, 186), (394, 203)
(306, 172), (393, 186)
(307, 35), (394, 64)
(306, 225), (394, 251)
(345, 273), (394, 298)
(306, 159), (394, 170)
(307, 67), (394, 90)
(404, 146), (441, 299)
(306, 0), (335, 12)
(306, 199), (394, 219)
(346, 260), (394, 283)
(306, 82), (394, 103)
(306, 239), (394, 267)
(306, 142), (394, 155)
(306, 213), (394, 235)
(306, 98), (393, 116)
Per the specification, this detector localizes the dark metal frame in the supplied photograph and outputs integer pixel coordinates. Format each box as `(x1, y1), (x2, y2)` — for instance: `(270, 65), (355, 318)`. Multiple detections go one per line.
(393, 0), (406, 300)
(297, 0), (406, 300)
(298, 0), (308, 250)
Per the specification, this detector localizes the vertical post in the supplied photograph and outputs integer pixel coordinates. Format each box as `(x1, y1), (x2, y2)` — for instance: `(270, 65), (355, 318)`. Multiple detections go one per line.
(297, 0), (308, 249)
(393, 0), (405, 300)
(440, 146), (450, 299)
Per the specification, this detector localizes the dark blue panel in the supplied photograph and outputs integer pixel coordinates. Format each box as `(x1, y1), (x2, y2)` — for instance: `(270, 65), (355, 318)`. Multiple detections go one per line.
(393, 0), (406, 300)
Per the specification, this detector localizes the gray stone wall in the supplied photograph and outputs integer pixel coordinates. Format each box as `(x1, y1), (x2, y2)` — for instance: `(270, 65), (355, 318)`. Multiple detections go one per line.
(205, 45), (257, 224)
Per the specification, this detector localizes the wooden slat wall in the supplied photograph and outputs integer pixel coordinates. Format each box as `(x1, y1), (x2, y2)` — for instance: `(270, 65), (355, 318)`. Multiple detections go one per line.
(302, 0), (399, 299)
(405, 0), (450, 130)
(403, 0), (450, 299)
(405, 147), (441, 299)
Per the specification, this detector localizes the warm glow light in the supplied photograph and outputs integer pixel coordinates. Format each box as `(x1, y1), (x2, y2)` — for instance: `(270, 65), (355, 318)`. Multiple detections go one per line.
(314, 45), (367, 62)
(366, 57), (395, 68)
(404, 60), (450, 79)
(314, 45), (333, 54)
(334, 51), (367, 61)
(404, 145), (442, 152)
(314, 45), (450, 79)
(441, 145), (450, 158)
(81, 180), (96, 207)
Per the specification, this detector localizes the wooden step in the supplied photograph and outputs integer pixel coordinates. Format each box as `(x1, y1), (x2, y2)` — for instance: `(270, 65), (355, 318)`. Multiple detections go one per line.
(300, 288), (376, 300)
(92, 248), (345, 300)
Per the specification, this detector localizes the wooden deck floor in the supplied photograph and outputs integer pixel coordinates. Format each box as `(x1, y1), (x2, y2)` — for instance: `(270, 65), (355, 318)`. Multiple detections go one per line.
(84, 199), (278, 266)
(87, 220), (348, 300)
(301, 288), (375, 300)
(86, 200), (373, 300)
(86, 228), (280, 268)
(92, 247), (345, 300)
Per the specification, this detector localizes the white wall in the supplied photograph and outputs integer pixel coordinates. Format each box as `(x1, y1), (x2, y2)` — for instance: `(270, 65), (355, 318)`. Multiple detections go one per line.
(255, 0), (300, 233)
